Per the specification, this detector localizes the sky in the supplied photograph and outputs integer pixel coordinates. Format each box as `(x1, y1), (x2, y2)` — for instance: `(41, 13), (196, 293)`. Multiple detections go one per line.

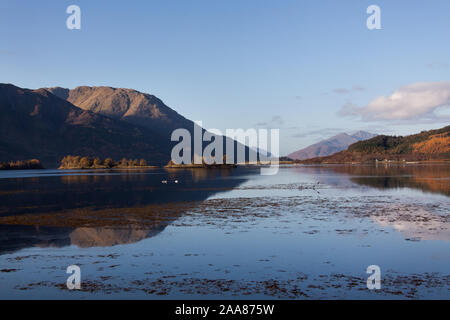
(1, 0), (449, 155)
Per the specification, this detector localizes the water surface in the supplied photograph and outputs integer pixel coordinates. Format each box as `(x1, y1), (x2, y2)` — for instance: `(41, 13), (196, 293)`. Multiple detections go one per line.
(0, 165), (448, 299)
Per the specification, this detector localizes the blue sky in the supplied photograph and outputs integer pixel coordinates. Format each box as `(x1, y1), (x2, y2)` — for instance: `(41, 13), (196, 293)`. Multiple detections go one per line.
(1, 0), (449, 155)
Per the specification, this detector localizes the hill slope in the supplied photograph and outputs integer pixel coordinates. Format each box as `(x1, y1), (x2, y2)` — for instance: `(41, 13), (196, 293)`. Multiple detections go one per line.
(1, 84), (254, 167)
(300, 126), (450, 163)
(46, 86), (193, 137)
(0, 84), (170, 166)
(288, 131), (377, 160)
(46, 85), (255, 164)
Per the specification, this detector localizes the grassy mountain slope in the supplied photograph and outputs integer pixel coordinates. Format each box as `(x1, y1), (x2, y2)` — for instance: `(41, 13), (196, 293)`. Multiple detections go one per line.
(46, 86), (193, 137)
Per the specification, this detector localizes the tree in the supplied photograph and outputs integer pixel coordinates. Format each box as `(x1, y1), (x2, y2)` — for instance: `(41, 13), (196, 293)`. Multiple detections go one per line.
(72, 156), (81, 167)
(166, 160), (175, 167)
(28, 159), (42, 169)
(104, 158), (114, 168)
(60, 155), (72, 168)
(1, 159), (43, 170)
(139, 159), (147, 166)
(132, 159), (139, 166)
(93, 157), (103, 167)
(79, 157), (92, 168)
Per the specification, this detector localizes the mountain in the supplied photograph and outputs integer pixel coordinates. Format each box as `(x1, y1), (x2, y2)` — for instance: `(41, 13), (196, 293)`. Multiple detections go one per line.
(0, 84), (170, 166)
(0, 84), (253, 167)
(288, 131), (377, 160)
(300, 126), (450, 164)
(351, 130), (377, 141)
(46, 85), (255, 164)
(46, 86), (193, 136)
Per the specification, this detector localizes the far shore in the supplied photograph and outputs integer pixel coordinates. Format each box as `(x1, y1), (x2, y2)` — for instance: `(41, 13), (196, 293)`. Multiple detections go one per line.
(58, 165), (160, 170)
(286, 159), (450, 165)
(2, 159), (450, 171)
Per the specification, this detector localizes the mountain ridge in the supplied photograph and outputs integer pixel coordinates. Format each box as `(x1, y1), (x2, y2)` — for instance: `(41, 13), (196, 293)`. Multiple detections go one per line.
(0, 83), (254, 167)
(288, 131), (377, 160)
(0, 84), (171, 167)
(46, 86), (193, 137)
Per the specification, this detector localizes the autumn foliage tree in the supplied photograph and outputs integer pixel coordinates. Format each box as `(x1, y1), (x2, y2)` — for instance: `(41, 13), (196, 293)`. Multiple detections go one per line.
(104, 158), (114, 168)
(79, 157), (92, 168)
(93, 157), (103, 167)
(0, 159), (43, 170)
(59, 156), (151, 169)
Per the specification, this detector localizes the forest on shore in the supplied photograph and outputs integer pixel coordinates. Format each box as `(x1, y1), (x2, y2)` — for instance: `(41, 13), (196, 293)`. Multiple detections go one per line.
(59, 155), (153, 169)
(0, 159), (44, 170)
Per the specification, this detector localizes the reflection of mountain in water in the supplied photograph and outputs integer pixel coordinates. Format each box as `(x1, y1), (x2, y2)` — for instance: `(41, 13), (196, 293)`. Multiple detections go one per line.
(0, 168), (250, 254)
(290, 165), (450, 241)
(0, 225), (167, 254)
(371, 205), (450, 241)
(344, 165), (450, 197)
(0, 225), (72, 253)
(69, 226), (165, 248)
(295, 164), (450, 197)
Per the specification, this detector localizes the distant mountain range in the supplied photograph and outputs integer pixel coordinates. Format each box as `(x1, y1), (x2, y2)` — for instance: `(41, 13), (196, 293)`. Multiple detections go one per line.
(299, 126), (450, 164)
(0, 84), (251, 167)
(288, 131), (377, 160)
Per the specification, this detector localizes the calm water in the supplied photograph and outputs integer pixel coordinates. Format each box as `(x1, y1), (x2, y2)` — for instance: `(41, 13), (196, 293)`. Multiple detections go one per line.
(0, 164), (448, 299)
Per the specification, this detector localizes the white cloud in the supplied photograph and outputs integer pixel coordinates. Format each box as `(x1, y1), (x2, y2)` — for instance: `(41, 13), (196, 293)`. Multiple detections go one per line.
(339, 81), (450, 121)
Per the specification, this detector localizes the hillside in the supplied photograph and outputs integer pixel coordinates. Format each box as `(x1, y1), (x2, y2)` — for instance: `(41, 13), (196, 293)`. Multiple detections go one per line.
(46, 86), (193, 137)
(299, 126), (450, 164)
(288, 131), (377, 160)
(46, 85), (254, 165)
(0, 84), (253, 168)
(0, 84), (170, 167)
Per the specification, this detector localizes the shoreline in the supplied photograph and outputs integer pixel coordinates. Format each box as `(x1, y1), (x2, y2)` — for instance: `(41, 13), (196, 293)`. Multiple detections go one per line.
(286, 159), (450, 165)
(2, 160), (450, 171)
(58, 165), (160, 170)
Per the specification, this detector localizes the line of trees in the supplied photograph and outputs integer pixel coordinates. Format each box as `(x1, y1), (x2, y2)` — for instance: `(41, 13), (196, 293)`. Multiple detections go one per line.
(0, 159), (43, 170)
(59, 155), (149, 169)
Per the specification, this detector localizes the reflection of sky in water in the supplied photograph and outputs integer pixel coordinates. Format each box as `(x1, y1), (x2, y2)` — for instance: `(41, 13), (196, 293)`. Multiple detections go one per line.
(0, 165), (448, 299)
